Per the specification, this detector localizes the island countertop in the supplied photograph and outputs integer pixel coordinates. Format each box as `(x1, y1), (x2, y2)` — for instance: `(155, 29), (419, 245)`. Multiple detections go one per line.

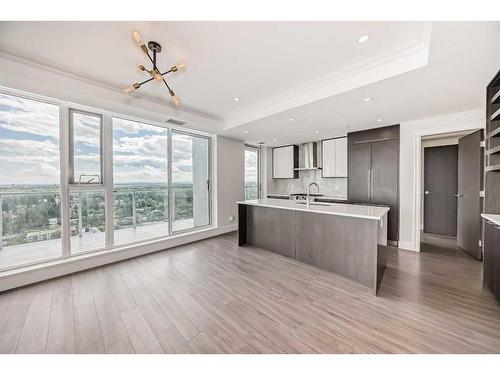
(237, 198), (389, 220)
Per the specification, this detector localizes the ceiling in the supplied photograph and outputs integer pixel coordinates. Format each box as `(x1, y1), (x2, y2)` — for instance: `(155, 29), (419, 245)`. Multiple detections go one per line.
(0, 21), (499, 145)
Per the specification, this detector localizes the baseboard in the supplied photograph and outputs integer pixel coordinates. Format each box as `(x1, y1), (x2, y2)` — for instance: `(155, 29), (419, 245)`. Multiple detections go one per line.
(0, 224), (238, 292)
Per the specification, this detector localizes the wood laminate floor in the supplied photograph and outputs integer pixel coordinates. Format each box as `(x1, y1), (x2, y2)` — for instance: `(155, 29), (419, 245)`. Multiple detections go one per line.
(1, 232), (500, 354)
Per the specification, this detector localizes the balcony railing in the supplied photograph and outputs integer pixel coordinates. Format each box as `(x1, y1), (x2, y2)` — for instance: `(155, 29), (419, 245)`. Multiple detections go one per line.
(0, 186), (197, 251)
(244, 185), (259, 200)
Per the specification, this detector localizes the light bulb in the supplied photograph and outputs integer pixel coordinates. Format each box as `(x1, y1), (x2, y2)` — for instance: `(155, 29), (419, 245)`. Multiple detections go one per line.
(138, 64), (146, 71)
(122, 83), (140, 94)
(171, 63), (186, 72)
(132, 31), (143, 45)
(154, 72), (163, 81)
(131, 30), (148, 54)
(172, 95), (180, 106)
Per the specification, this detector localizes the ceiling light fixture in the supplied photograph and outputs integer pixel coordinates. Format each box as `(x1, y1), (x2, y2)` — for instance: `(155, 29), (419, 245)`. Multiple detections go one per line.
(357, 34), (371, 44)
(244, 130), (248, 134)
(315, 130), (320, 134)
(123, 31), (186, 106)
(233, 97), (240, 102)
(289, 118), (295, 122)
(377, 118), (383, 122)
(363, 97), (373, 102)
(273, 139), (278, 143)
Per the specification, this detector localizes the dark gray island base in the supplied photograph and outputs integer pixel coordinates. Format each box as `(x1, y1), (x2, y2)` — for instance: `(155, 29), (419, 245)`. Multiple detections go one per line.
(238, 199), (389, 295)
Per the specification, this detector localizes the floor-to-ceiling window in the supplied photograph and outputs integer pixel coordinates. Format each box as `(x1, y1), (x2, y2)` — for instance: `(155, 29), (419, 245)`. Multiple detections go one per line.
(244, 145), (260, 200)
(0, 93), (62, 269)
(0, 88), (213, 272)
(112, 117), (169, 246)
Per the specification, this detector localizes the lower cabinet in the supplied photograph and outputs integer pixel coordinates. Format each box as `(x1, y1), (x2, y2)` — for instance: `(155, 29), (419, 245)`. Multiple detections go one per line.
(483, 220), (500, 299)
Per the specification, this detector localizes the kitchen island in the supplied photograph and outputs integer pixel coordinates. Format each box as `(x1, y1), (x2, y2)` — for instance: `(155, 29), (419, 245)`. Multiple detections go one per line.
(237, 198), (389, 295)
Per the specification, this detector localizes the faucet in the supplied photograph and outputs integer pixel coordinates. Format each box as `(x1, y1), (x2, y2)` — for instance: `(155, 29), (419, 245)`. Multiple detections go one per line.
(307, 182), (320, 206)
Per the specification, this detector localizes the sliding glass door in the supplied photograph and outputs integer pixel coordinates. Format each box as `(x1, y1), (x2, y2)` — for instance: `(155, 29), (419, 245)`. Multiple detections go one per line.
(171, 131), (210, 232)
(112, 118), (169, 246)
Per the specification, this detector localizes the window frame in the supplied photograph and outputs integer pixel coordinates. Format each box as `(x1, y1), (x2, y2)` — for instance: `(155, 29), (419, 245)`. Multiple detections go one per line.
(244, 144), (261, 199)
(68, 108), (104, 186)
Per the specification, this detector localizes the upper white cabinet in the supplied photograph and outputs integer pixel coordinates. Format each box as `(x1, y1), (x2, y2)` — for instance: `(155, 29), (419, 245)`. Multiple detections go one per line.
(321, 137), (348, 178)
(273, 145), (298, 179)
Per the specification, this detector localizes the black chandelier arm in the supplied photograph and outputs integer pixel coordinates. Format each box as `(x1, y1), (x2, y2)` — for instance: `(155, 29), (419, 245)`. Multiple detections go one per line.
(161, 77), (173, 92)
(138, 76), (155, 86)
(159, 68), (174, 76)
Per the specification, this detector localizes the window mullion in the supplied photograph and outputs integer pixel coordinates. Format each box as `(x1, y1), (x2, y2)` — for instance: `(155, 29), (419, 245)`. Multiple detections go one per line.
(59, 105), (71, 258)
(103, 113), (114, 249)
(167, 128), (173, 236)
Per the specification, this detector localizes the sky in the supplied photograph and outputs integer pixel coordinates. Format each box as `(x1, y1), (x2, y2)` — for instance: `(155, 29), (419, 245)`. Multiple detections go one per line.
(244, 149), (258, 184)
(0, 93), (205, 186)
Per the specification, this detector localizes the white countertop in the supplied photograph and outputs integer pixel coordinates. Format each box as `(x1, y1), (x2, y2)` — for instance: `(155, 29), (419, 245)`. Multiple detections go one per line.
(237, 198), (389, 220)
(267, 193), (347, 200)
(482, 213), (500, 226)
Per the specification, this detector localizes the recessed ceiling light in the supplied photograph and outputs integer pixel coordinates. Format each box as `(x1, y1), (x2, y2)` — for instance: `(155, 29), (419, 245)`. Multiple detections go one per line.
(273, 139), (278, 143)
(243, 130), (248, 134)
(233, 97), (240, 102)
(357, 34), (371, 44)
(377, 118), (383, 122)
(315, 130), (320, 134)
(363, 97), (373, 102)
(289, 118), (295, 122)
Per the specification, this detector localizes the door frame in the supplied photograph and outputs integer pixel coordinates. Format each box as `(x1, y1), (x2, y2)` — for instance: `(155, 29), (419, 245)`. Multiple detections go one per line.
(413, 126), (482, 252)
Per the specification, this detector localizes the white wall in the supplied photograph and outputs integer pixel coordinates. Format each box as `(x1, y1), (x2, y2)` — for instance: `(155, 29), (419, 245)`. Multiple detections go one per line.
(216, 136), (245, 228)
(399, 109), (485, 251)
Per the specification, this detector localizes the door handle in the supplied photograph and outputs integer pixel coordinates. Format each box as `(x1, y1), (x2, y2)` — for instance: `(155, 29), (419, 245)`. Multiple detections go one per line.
(454, 194), (464, 197)
(424, 190), (431, 195)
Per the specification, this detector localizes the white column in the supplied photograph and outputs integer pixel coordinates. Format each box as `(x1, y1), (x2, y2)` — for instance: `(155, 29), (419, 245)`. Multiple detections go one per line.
(192, 137), (209, 227)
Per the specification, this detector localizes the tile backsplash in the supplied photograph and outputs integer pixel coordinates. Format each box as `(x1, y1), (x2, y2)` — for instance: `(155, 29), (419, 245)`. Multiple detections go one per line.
(268, 169), (347, 198)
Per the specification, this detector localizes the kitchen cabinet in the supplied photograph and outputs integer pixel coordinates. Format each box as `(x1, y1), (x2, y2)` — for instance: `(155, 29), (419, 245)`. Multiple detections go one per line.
(321, 137), (347, 178)
(348, 125), (400, 244)
(272, 145), (298, 179)
(483, 218), (500, 300)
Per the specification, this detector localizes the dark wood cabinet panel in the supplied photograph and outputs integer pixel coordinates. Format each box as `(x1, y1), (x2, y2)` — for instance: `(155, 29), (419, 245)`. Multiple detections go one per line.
(348, 125), (400, 243)
(348, 142), (372, 204)
(484, 220), (500, 300)
(371, 140), (399, 242)
(295, 211), (378, 289)
(483, 221), (496, 292)
(245, 205), (296, 259)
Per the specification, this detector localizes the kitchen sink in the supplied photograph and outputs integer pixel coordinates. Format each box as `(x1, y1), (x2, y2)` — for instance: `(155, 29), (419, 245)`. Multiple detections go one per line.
(295, 201), (331, 207)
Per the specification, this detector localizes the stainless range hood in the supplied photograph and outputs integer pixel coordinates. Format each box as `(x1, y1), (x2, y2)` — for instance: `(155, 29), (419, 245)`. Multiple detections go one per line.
(293, 142), (321, 171)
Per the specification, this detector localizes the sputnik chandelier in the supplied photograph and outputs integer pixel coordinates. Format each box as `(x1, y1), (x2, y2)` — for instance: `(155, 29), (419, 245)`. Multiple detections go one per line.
(123, 31), (185, 106)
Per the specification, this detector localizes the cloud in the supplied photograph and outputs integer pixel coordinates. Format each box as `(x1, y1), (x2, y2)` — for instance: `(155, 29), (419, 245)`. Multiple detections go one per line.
(113, 118), (165, 134)
(73, 112), (101, 147)
(0, 138), (60, 166)
(0, 93), (59, 139)
(114, 134), (168, 158)
(114, 165), (167, 183)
